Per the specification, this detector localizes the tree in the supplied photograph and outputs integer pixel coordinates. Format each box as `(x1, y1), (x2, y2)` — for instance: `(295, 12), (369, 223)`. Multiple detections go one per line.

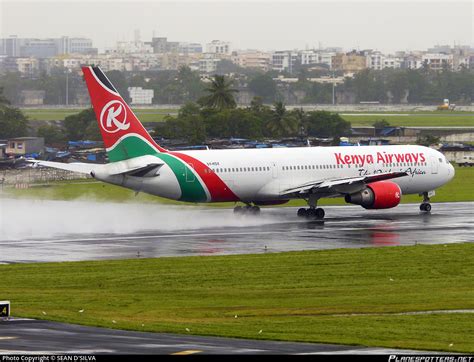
(63, 108), (101, 141)
(248, 74), (277, 102)
(373, 119), (390, 129)
(266, 102), (298, 137)
(304, 111), (351, 138)
(0, 88), (29, 138)
(417, 134), (440, 147)
(158, 102), (206, 144)
(176, 66), (204, 103)
(37, 124), (66, 145)
(198, 75), (238, 110)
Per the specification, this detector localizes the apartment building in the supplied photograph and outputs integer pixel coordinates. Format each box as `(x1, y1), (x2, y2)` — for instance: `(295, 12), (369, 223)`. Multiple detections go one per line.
(231, 51), (271, 71)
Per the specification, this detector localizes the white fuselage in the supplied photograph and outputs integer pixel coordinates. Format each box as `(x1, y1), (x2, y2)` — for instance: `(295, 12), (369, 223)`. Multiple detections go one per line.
(110, 144), (455, 203)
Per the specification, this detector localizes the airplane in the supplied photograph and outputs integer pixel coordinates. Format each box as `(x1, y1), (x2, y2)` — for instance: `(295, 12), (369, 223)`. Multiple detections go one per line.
(30, 66), (455, 219)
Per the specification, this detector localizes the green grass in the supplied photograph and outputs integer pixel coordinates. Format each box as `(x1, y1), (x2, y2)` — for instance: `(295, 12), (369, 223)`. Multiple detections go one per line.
(1, 243), (473, 352)
(4, 166), (474, 206)
(22, 108), (177, 122)
(22, 108), (474, 127)
(341, 114), (474, 127)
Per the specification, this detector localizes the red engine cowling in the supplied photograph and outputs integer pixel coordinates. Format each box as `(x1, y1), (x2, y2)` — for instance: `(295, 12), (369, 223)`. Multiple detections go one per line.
(344, 181), (402, 209)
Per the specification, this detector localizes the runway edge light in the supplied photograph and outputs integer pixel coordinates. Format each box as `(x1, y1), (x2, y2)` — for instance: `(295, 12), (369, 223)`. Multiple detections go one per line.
(0, 301), (10, 319)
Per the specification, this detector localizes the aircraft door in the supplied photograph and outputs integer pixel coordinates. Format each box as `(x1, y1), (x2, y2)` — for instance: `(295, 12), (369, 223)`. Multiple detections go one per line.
(272, 162), (278, 178)
(186, 163), (196, 182)
(430, 156), (439, 174)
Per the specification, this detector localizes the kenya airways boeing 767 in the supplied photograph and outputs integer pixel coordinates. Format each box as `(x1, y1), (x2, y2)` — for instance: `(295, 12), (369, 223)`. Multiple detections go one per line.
(31, 66), (455, 219)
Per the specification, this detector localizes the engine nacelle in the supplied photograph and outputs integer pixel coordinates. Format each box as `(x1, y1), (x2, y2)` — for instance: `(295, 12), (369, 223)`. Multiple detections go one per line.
(344, 181), (402, 209)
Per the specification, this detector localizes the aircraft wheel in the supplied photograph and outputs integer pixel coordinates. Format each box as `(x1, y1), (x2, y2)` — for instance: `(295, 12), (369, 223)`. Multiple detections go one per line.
(305, 208), (317, 218)
(315, 208), (325, 219)
(234, 206), (243, 214)
(250, 206), (260, 214)
(420, 203), (431, 212)
(297, 208), (307, 217)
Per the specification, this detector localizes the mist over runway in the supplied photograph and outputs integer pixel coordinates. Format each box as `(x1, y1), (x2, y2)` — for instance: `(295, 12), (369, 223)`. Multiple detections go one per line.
(0, 199), (473, 263)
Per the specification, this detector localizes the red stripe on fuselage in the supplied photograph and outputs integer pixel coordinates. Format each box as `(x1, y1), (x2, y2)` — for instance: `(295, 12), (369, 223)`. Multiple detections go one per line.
(170, 152), (240, 202)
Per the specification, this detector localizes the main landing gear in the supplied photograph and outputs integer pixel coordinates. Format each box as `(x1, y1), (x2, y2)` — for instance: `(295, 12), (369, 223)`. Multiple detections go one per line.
(297, 195), (325, 220)
(420, 191), (432, 212)
(234, 205), (260, 215)
(297, 207), (325, 219)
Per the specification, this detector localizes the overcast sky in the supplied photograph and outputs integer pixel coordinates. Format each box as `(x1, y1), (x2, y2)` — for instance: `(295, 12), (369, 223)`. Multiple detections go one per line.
(0, 0), (472, 53)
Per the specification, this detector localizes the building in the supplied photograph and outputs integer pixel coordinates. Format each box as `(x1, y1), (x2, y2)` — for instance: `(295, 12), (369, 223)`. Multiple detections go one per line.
(271, 51), (299, 73)
(0, 36), (20, 57)
(6, 137), (45, 156)
(319, 51), (336, 69)
(57, 37), (97, 55)
(147, 37), (180, 54)
(179, 43), (203, 53)
(332, 51), (368, 73)
(128, 87), (154, 105)
(14, 57), (39, 75)
(368, 51), (383, 70)
(199, 54), (220, 73)
(422, 53), (453, 71)
(382, 56), (402, 69)
(300, 50), (320, 65)
(206, 40), (231, 55)
(0, 36), (95, 58)
(231, 51), (271, 71)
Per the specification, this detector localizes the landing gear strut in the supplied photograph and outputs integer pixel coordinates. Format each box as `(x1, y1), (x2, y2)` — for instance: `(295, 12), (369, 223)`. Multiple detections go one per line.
(297, 195), (325, 220)
(420, 192), (432, 212)
(234, 204), (260, 215)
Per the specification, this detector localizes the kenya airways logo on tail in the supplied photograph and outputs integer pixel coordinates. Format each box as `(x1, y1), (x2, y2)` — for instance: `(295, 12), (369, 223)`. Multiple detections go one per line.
(100, 100), (130, 133)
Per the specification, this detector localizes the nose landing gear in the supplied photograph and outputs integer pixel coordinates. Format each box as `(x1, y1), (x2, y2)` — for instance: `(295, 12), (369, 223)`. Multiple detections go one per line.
(420, 191), (432, 212)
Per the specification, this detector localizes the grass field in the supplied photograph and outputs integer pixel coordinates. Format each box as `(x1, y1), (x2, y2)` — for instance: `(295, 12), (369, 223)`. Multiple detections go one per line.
(340, 114), (474, 127)
(21, 108), (474, 127)
(22, 108), (177, 122)
(1, 243), (473, 352)
(5, 166), (474, 206)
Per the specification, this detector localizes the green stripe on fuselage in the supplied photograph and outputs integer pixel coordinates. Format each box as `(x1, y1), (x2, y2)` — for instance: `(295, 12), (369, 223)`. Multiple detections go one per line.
(155, 153), (207, 202)
(107, 135), (207, 202)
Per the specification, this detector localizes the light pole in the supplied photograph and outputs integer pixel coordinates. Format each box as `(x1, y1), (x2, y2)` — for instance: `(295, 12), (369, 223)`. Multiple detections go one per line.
(65, 68), (71, 106)
(65, 69), (69, 106)
(332, 71), (335, 105)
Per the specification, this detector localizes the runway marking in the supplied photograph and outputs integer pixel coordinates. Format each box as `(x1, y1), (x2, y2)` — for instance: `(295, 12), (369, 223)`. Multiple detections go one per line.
(0, 336), (17, 340)
(0, 231), (285, 245)
(171, 350), (202, 355)
(1, 223), (470, 246)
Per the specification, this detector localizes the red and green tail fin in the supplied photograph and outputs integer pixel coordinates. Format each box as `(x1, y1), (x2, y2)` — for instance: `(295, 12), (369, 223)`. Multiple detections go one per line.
(81, 66), (167, 162)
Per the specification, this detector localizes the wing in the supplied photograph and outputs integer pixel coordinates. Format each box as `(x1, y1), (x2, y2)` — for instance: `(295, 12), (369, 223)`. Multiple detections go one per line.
(280, 171), (408, 198)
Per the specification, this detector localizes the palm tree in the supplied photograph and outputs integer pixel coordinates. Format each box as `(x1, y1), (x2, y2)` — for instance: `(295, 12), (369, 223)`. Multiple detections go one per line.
(267, 101), (298, 137)
(198, 75), (238, 110)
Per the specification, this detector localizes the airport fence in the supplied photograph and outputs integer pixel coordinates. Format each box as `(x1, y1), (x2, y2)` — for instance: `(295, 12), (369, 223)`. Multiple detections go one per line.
(0, 168), (90, 187)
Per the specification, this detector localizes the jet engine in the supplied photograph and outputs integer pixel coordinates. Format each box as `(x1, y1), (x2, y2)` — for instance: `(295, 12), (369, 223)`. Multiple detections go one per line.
(344, 181), (402, 209)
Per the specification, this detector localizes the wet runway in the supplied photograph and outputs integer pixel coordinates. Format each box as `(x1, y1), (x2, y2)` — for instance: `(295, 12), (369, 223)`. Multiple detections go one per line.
(0, 200), (472, 263)
(0, 318), (438, 355)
